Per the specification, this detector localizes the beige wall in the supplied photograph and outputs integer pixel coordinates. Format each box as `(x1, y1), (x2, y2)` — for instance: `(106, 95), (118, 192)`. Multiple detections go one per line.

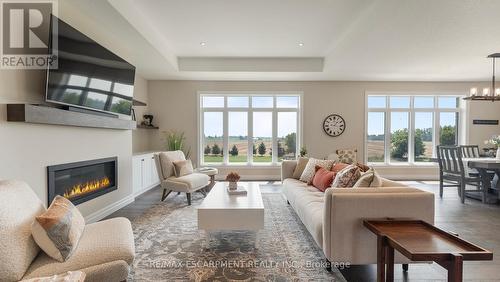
(132, 75), (155, 153)
(148, 80), (500, 180)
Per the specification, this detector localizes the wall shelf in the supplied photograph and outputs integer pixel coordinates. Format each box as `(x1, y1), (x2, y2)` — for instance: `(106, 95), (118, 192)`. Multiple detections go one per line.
(136, 124), (159, 129)
(7, 104), (136, 130)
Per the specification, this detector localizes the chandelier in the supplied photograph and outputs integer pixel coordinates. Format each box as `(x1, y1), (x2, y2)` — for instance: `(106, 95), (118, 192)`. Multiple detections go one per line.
(464, 53), (500, 102)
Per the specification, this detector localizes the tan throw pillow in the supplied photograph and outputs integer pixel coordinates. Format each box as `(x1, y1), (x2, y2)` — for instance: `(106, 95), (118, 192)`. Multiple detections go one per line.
(173, 159), (194, 177)
(370, 170), (384, 187)
(353, 168), (375, 187)
(292, 157), (309, 179)
(32, 196), (85, 262)
(336, 149), (357, 164)
(331, 164), (361, 188)
(299, 158), (334, 184)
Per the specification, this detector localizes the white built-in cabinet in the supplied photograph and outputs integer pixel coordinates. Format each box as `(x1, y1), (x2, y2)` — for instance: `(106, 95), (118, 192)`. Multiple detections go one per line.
(132, 152), (160, 197)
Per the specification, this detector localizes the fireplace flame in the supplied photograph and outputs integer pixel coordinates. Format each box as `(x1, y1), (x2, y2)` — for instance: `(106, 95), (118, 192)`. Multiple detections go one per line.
(63, 177), (111, 199)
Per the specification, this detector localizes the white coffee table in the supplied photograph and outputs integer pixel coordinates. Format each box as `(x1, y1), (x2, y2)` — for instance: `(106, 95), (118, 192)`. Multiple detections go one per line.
(197, 182), (264, 231)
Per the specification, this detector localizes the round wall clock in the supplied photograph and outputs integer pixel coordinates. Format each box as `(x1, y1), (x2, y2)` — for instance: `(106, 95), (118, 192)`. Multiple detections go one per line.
(323, 114), (346, 137)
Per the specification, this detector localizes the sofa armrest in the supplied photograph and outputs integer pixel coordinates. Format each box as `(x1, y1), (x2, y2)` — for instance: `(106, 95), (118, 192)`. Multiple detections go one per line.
(281, 160), (297, 181)
(322, 188), (434, 264)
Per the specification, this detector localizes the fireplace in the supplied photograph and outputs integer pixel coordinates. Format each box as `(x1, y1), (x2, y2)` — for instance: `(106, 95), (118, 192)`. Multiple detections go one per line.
(47, 157), (117, 206)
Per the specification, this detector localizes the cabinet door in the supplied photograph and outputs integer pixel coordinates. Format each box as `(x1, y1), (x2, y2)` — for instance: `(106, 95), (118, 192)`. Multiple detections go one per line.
(142, 156), (152, 189)
(132, 157), (143, 194)
(150, 156), (160, 186)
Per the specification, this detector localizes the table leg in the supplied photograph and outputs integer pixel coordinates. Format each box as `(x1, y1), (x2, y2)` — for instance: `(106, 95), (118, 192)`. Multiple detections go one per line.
(478, 168), (492, 203)
(386, 245), (394, 282)
(377, 236), (386, 282)
(448, 254), (463, 282)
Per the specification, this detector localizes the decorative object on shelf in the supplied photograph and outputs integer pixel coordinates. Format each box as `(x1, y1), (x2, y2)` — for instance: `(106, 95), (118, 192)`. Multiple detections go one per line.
(225, 172), (240, 190)
(164, 130), (191, 159)
(299, 146), (308, 157)
(465, 53), (500, 102)
(142, 114), (154, 126)
(322, 114), (345, 137)
(484, 135), (500, 159)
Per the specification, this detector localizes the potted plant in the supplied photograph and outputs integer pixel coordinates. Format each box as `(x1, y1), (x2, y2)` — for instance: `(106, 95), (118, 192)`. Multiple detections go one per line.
(485, 135), (500, 159)
(164, 130), (191, 159)
(225, 172), (240, 190)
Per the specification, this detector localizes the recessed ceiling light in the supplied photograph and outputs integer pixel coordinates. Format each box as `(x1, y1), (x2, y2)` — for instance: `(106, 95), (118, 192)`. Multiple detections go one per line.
(298, 42), (304, 47)
(200, 42), (206, 46)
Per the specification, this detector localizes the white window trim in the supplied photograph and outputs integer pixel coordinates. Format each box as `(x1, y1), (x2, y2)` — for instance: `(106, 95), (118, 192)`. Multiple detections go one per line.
(364, 91), (467, 167)
(197, 91), (303, 168)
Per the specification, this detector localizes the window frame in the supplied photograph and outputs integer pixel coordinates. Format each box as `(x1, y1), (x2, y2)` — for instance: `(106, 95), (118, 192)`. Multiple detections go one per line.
(364, 92), (466, 166)
(198, 91), (303, 167)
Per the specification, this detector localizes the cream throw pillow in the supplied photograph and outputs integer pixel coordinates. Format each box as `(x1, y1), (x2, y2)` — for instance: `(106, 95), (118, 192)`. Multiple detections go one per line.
(299, 158), (334, 184)
(353, 168), (375, 187)
(292, 157), (309, 179)
(370, 170), (384, 187)
(32, 196), (85, 262)
(331, 164), (361, 188)
(173, 159), (194, 177)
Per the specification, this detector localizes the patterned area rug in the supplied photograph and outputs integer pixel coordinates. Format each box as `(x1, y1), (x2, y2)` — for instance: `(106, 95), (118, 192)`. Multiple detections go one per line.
(129, 190), (346, 281)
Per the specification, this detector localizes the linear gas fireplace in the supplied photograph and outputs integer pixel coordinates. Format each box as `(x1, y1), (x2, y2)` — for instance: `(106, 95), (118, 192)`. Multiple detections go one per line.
(47, 157), (117, 206)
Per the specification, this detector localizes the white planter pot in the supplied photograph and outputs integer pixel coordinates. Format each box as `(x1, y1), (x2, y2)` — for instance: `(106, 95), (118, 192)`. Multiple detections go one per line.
(229, 181), (238, 190)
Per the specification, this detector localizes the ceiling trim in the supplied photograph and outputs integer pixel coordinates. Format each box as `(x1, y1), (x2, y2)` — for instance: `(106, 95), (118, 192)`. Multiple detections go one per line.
(178, 57), (324, 72)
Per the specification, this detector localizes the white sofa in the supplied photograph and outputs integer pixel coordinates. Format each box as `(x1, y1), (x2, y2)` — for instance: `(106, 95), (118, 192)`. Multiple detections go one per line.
(0, 180), (135, 282)
(281, 160), (435, 265)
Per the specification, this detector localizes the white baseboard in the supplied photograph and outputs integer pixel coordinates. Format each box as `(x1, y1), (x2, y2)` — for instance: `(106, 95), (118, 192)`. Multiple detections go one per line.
(85, 194), (135, 224)
(133, 182), (160, 198)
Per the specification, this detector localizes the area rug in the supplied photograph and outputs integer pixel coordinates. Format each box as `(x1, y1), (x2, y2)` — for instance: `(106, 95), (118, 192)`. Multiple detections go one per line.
(129, 190), (346, 281)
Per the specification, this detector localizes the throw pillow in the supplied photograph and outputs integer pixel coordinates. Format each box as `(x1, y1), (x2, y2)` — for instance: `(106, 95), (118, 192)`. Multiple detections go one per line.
(173, 159), (194, 177)
(331, 164), (362, 188)
(356, 162), (370, 172)
(32, 196), (85, 262)
(312, 166), (336, 192)
(370, 170), (384, 187)
(299, 158), (334, 184)
(331, 162), (349, 173)
(292, 157), (309, 179)
(336, 149), (357, 164)
(353, 168), (375, 187)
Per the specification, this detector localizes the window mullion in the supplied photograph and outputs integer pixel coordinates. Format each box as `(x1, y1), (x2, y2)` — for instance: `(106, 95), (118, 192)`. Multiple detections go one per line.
(408, 98), (415, 164)
(384, 101), (391, 164)
(223, 98), (229, 165)
(248, 97), (253, 165)
(272, 98), (278, 164)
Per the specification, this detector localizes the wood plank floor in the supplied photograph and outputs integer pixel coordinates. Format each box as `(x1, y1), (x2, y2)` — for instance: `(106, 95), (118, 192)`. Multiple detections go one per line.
(108, 181), (500, 281)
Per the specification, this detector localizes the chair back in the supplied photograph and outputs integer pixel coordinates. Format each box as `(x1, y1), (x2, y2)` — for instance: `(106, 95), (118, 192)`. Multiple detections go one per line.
(460, 145), (480, 158)
(154, 151), (186, 180)
(437, 146), (465, 176)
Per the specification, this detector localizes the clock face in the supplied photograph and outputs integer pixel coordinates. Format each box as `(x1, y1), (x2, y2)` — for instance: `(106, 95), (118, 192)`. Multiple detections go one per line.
(323, 114), (345, 137)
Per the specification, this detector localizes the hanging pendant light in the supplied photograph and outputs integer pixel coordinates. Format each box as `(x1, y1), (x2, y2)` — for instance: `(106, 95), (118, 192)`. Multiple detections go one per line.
(465, 53), (500, 102)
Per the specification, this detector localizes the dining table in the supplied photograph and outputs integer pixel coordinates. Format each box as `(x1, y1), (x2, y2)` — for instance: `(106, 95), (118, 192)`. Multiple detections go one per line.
(462, 157), (500, 204)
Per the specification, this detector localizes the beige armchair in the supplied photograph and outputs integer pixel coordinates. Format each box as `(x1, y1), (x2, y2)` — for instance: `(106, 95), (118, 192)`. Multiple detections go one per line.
(154, 151), (209, 205)
(0, 180), (135, 282)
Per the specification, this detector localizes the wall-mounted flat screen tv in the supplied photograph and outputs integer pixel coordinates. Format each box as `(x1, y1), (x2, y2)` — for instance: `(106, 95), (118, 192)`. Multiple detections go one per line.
(46, 16), (135, 116)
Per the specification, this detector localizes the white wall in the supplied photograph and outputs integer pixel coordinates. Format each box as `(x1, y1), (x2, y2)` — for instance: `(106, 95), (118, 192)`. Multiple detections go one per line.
(147, 80), (500, 180)
(132, 75), (155, 153)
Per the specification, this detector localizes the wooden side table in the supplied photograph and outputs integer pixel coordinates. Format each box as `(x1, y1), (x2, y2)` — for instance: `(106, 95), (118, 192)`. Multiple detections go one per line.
(195, 167), (218, 191)
(364, 219), (493, 282)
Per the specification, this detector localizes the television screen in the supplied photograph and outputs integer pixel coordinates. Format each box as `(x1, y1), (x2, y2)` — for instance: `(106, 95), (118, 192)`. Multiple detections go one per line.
(46, 16), (135, 116)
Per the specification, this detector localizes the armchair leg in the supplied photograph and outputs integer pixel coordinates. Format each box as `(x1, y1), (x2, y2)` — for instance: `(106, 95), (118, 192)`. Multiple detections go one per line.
(161, 189), (172, 201)
(186, 193), (192, 205)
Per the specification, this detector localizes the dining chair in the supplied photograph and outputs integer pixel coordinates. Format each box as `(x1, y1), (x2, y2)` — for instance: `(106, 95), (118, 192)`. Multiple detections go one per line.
(436, 146), (482, 203)
(460, 145), (480, 158)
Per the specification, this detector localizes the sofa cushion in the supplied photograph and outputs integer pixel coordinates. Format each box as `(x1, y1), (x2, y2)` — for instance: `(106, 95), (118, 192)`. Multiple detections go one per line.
(22, 217), (135, 279)
(166, 173), (209, 192)
(299, 158), (334, 184)
(331, 162), (349, 173)
(312, 166), (336, 192)
(173, 159), (194, 177)
(32, 196), (85, 262)
(353, 168), (375, 187)
(159, 151), (186, 179)
(331, 165), (361, 188)
(0, 180), (46, 281)
(292, 157), (309, 179)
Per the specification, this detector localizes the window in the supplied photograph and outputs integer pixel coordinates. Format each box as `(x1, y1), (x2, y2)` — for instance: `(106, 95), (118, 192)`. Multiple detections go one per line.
(199, 93), (301, 166)
(366, 94), (463, 165)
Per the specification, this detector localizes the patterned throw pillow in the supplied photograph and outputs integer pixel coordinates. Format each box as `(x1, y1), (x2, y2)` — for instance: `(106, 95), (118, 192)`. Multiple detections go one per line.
(173, 159), (194, 177)
(299, 158), (334, 184)
(331, 164), (362, 188)
(336, 149), (357, 164)
(312, 166), (336, 192)
(31, 196), (85, 262)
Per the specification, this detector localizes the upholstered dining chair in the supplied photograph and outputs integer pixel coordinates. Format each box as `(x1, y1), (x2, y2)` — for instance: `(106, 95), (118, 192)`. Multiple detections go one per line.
(436, 146), (481, 203)
(153, 151), (209, 205)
